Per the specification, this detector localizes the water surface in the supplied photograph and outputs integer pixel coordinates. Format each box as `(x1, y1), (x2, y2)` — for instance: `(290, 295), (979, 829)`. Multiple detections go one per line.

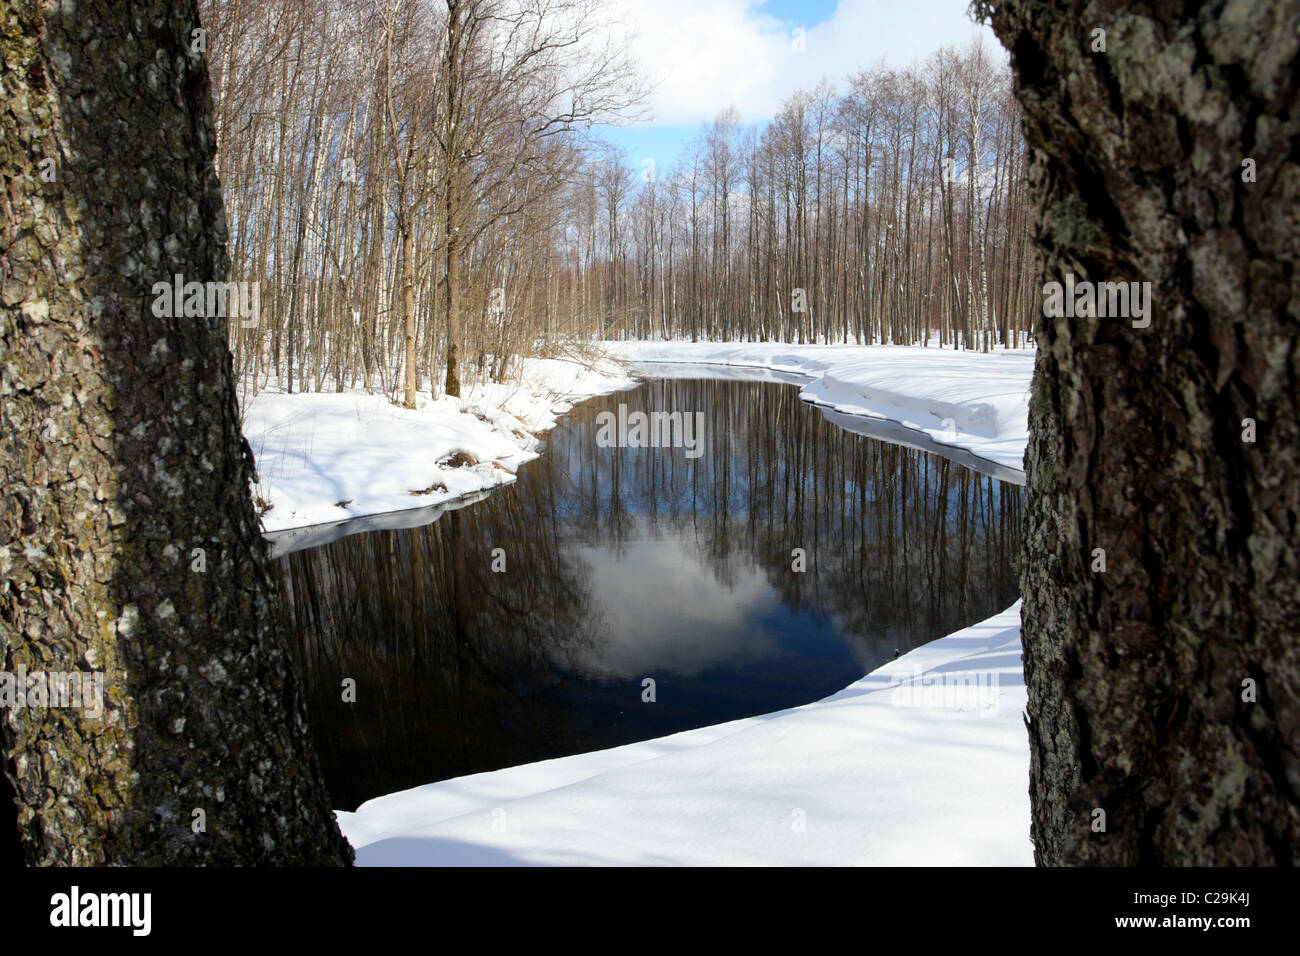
(275, 377), (1022, 810)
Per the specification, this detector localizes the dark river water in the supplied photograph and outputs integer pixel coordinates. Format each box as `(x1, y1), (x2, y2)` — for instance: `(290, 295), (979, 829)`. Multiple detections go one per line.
(273, 375), (1022, 811)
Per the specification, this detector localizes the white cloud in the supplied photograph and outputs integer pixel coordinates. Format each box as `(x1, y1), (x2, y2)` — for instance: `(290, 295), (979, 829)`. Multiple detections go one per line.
(610, 0), (997, 126)
(566, 527), (787, 676)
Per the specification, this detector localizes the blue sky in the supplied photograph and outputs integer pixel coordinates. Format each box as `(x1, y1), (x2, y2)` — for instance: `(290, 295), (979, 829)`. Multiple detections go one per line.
(591, 0), (996, 172)
(749, 0), (841, 23)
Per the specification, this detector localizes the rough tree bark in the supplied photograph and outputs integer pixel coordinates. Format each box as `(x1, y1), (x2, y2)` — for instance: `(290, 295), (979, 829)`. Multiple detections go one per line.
(988, 0), (1300, 863)
(0, 0), (352, 864)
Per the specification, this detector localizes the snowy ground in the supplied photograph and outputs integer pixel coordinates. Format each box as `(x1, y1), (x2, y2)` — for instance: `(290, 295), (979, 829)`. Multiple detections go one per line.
(337, 603), (1031, 865)
(240, 354), (637, 534)
(603, 340), (1034, 474)
(313, 340), (1036, 866)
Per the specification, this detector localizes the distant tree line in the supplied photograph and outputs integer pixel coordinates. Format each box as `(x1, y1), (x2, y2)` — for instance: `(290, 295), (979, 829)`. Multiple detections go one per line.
(592, 43), (1037, 350)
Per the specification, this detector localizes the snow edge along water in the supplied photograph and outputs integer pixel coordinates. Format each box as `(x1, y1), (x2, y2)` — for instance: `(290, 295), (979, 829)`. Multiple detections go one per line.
(244, 340), (1032, 541)
(603, 340), (1033, 477)
(242, 354), (641, 542)
(336, 601), (1031, 866)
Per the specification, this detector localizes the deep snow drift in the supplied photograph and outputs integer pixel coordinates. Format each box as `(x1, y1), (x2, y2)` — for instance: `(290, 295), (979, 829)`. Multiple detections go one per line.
(299, 340), (1037, 866)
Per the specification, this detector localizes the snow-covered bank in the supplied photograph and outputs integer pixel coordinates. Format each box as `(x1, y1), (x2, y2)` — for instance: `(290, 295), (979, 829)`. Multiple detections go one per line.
(243, 341), (1033, 534)
(605, 341), (1034, 474)
(241, 355), (636, 533)
(337, 602), (1032, 866)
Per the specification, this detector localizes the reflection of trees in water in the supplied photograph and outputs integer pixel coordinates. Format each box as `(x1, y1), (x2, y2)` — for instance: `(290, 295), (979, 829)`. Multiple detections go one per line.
(555, 379), (1022, 655)
(275, 377), (1021, 809)
(275, 481), (604, 810)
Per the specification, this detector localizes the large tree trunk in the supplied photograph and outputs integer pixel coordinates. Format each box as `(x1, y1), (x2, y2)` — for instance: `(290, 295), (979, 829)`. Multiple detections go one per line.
(990, 1), (1300, 863)
(0, 0), (351, 865)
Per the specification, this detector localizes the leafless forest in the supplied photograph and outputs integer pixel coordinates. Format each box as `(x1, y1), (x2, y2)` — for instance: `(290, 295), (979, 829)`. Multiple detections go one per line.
(203, 0), (1036, 407)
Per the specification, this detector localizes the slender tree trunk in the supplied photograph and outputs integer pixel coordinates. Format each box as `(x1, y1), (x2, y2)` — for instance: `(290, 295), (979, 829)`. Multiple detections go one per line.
(0, 0), (351, 865)
(991, 0), (1300, 864)
(402, 225), (417, 407)
(441, 0), (463, 398)
(444, 233), (461, 398)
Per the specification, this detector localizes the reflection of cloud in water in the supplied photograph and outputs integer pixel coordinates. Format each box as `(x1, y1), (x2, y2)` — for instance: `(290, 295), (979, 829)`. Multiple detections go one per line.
(562, 519), (786, 678)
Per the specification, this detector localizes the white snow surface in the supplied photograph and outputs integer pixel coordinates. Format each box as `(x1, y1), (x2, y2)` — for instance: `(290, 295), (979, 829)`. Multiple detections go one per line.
(337, 602), (1032, 866)
(604, 340), (1035, 474)
(241, 355), (637, 533)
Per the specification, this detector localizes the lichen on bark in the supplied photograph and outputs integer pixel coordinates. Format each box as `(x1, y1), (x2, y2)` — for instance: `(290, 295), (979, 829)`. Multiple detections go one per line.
(1, 0), (351, 864)
(989, 0), (1300, 864)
